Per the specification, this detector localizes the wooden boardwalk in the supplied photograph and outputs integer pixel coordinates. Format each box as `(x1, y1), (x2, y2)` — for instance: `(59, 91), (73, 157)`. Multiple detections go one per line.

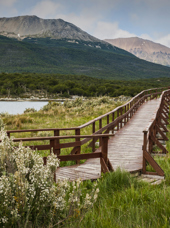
(6, 87), (170, 181)
(56, 98), (161, 181)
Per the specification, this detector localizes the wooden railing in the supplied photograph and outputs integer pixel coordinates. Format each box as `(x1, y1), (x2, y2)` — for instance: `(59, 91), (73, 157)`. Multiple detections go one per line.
(5, 86), (170, 176)
(142, 89), (170, 176)
(0, 134), (114, 176)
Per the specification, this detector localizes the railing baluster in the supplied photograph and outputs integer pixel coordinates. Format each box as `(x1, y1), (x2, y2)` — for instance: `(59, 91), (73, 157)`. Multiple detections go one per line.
(92, 122), (95, 152)
(54, 130), (60, 155)
(117, 109), (119, 131)
(142, 131), (147, 174)
(101, 136), (108, 164)
(107, 115), (109, 125)
(99, 119), (102, 146)
(120, 108), (122, 128)
(75, 128), (81, 164)
(100, 135), (109, 173)
(112, 113), (114, 133)
(124, 106), (127, 125)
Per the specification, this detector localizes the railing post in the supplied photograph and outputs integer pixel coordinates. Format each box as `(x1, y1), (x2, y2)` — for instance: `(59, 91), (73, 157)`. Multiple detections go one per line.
(54, 130), (60, 155)
(117, 109), (119, 131)
(124, 106), (127, 125)
(148, 128), (154, 153)
(50, 139), (55, 154)
(75, 128), (81, 164)
(127, 104), (129, 122)
(112, 113), (114, 133)
(120, 108), (123, 128)
(92, 122), (95, 152)
(107, 115), (109, 125)
(130, 102), (132, 118)
(99, 119), (102, 146)
(101, 136), (108, 164)
(142, 131), (147, 174)
(7, 132), (10, 138)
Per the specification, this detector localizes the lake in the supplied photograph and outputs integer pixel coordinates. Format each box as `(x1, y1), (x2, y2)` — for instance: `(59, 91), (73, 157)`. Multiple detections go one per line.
(0, 101), (48, 115)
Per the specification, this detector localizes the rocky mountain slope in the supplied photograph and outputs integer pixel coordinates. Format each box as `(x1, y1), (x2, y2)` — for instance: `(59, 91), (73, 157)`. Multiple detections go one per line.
(105, 37), (170, 66)
(0, 15), (101, 42)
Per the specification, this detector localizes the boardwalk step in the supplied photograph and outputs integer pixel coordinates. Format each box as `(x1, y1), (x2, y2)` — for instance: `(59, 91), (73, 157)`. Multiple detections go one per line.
(137, 174), (164, 185)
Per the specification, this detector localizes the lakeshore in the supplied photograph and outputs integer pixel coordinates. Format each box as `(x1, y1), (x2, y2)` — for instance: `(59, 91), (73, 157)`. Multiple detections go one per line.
(0, 97), (71, 102)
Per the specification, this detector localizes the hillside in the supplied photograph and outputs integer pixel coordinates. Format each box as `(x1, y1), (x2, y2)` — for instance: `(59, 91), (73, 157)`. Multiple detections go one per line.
(105, 37), (170, 67)
(0, 16), (170, 80)
(1, 35), (170, 80)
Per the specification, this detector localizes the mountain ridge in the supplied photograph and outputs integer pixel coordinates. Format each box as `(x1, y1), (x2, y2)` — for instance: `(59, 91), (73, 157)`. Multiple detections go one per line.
(0, 15), (101, 42)
(105, 37), (170, 66)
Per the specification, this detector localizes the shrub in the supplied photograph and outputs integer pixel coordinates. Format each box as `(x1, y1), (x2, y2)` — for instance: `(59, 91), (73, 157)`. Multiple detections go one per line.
(24, 108), (37, 113)
(0, 120), (99, 227)
(3, 115), (33, 128)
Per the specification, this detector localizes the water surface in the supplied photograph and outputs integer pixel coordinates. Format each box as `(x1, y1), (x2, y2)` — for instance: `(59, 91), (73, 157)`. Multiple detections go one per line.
(0, 101), (48, 115)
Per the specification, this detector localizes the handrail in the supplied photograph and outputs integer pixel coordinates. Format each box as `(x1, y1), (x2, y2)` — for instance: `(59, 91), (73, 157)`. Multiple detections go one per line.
(142, 88), (170, 176)
(6, 134), (114, 174)
(7, 127), (79, 134)
(3, 134), (113, 142)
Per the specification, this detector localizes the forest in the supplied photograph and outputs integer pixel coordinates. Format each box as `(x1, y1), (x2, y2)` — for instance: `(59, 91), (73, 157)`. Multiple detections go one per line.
(1, 35), (170, 80)
(0, 72), (170, 98)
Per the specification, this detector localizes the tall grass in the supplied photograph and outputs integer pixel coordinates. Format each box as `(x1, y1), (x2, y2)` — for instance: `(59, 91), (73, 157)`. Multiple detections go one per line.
(69, 169), (170, 228)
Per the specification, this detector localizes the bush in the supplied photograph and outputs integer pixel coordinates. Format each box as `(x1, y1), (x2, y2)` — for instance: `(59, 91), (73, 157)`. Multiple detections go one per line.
(0, 121), (99, 227)
(24, 108), (37, 113)
(3, 115), (34, 128)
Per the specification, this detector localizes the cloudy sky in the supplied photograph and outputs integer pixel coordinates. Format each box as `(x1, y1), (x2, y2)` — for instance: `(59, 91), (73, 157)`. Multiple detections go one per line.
(0, 0), (170, 47)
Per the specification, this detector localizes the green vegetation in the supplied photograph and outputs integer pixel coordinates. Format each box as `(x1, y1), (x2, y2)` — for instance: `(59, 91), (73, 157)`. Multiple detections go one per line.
(0, 124), (99, 227)
(69, 169), (170, 228)
(2, 97), (122, 164)
(0, 72), (170, 98)
(2, 94), (170, 227)
(1, 35), (170, 79)
(2, 97), (118, 131)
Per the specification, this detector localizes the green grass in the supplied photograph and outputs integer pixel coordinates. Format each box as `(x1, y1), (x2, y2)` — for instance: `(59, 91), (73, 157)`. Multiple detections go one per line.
(67, 169), (170, 228)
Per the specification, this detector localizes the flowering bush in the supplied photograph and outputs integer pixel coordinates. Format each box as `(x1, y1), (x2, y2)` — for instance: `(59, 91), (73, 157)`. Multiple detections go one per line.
(0, 120), (99, 227)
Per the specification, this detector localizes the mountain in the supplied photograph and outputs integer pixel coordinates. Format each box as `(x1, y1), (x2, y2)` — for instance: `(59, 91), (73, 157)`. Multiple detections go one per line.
(105, 37), (170, 67)
(0, 15), (101, 42)
(0, 16), (170, 80)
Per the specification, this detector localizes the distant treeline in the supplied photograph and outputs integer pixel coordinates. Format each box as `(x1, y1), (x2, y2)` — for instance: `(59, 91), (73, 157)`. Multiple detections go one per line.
(0, 72), (170, 98)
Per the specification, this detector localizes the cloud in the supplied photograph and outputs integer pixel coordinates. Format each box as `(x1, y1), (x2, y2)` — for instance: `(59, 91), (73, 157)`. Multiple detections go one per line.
(56, 12), (100, 35)
(156, 35), (170, 48)
(140, 34), (153, 41)
(0, 0), (17, 7)
(93, 21), (136, 40)
(30, 0), (62, 18)
(0, 0), (18, 17)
